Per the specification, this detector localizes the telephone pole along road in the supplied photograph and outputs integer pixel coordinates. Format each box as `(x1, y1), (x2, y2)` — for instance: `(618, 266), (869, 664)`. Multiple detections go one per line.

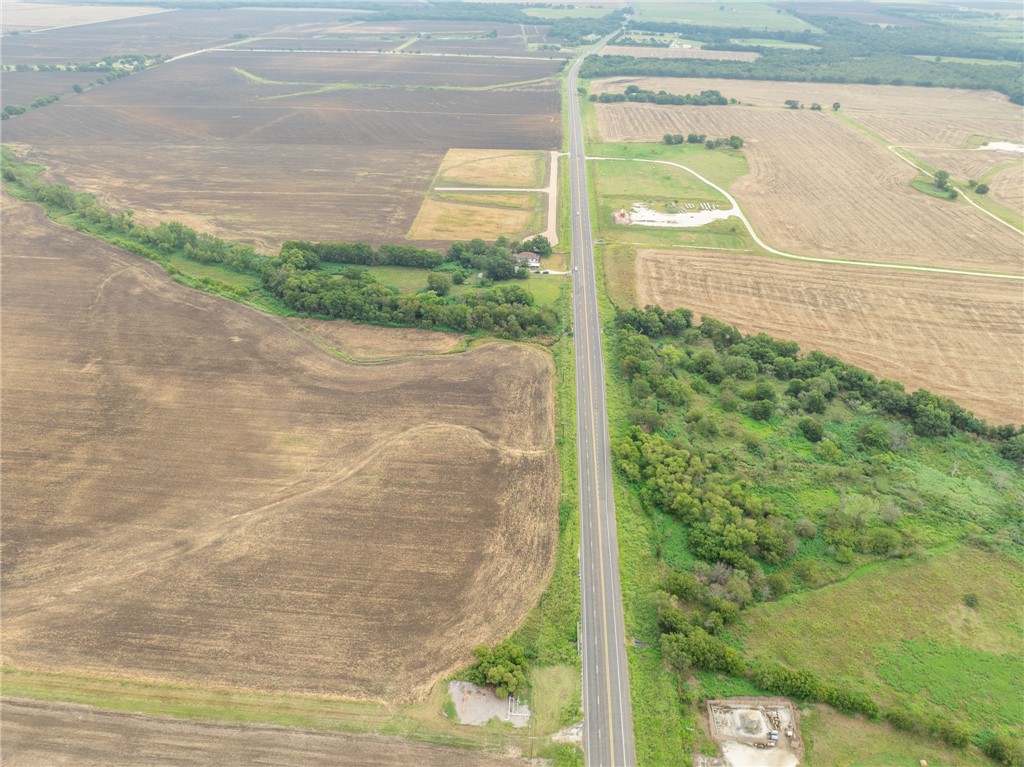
(568, 46), (638, 767)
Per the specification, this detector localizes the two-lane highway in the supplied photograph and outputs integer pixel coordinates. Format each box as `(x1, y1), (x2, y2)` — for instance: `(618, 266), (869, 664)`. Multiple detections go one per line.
(568, 50), (637, 767)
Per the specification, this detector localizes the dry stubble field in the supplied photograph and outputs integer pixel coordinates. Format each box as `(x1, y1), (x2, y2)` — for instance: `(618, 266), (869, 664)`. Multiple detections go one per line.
(637, 249), (1024, 424)
(1, 699), (520, 767)
(595, 101), (1023, 273)
(593, 76), (1024, 182)
(4, 49), (560, 249)
(1, 195), (559, 701)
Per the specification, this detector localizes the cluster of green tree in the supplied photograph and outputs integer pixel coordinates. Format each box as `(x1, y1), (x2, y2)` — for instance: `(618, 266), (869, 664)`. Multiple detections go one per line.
(546, 9), (627, 44)
(611, 304), (1022, 758)
(283, 235), (553, 283)
(625, 20), (821, 48)
(582, 52), (1023, 104)
(30, 54), (166, 73)
(590, 84), (729, 105)
(466, 641), (529, 698)
(265, 260), (554, 337)
(968, 179), (991, 195)
(1, 154), (559, 340)
(2, 58), (165, 120)
(662, 133), (744, 150)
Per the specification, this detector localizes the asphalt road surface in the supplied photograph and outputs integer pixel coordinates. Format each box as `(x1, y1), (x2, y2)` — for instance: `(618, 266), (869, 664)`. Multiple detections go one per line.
(568, 49), (637, 767)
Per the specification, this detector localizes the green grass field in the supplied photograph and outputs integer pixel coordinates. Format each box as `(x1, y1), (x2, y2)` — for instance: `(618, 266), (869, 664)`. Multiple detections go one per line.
(741, 546), (1024, 730)
(631, 1), (821, 33)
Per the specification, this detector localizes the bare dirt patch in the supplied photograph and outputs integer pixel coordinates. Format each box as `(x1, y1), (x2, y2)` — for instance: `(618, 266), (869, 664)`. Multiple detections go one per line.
(448, 682), (531, 728)
(438, 148), (546, 188)
(636, 249), (1024, 424)
(1, 195), (559, 701)
(990, 164), (1024, 211)
(602, 45), (759, 61)
(597, 103), (1023, 273)
(0, 698), (519, 767)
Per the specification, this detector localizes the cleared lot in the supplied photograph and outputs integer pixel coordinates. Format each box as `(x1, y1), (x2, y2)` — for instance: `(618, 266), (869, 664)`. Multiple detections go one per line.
(1, 699), (519, 767)
(1, 196), (559, 701)
(596, 103), (1023, 273)
(636, 249), (1024, 424)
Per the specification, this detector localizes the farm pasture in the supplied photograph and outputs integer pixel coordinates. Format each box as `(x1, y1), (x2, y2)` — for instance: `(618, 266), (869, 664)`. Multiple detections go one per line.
(4, 50), (560, 248)
(635, 249), (1024, 424)
(600, 45), (759, 61)
(1, 196), (559, 701)
(1, 699), (520, 767)
(595, 102), (1023, 273)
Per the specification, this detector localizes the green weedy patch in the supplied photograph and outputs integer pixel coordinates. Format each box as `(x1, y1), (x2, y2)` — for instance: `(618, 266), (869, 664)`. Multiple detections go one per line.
(876, 640), (1024, 728)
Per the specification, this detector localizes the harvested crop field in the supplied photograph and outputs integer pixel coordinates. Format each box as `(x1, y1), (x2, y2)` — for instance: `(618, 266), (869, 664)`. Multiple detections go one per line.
(4, 49), (559, 248)
(437, 148), (547, 188)
(0, 0), (163, 31)
(226, 50), (563, 87)
(1, 699), (519, 767)
(990, 164), (1024, 211)
(636, 249), (1024, 424)
(1, 195), (560, 700)
(0, 70), (86, 108)
(601, 45), (759, 61)
(0, 8), (356, 64)
(591, 76), (1023, 152)
(291, 318), (465, 360)
(596, 103), (1023, 273)
(409, 193), (541, 240)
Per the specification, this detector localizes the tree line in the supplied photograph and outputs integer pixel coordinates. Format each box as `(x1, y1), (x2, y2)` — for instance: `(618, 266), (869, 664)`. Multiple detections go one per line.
(590, 85), (729, 106)
(1, 153), (559, 340)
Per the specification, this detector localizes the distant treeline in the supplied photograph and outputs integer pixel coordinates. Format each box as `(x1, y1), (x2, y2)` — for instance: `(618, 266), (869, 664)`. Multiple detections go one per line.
(590, 85), (729, 105)
(1, 154), (560, 340)
(599, 14), (1024, 103)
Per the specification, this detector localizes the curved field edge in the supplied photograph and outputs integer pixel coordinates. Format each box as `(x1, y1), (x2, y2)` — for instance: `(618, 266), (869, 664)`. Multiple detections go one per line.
(0, 194), (561, 720)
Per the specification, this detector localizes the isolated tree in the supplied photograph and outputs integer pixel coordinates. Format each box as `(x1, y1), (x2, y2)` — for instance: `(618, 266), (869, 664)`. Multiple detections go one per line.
(785, 99), (801, 109)
(934, 170), (950, 190)
(810, 102), (822, 111)
(832, 102), (841, 111)
(72, 83), (83, 93)
(975, 183), (990, 195)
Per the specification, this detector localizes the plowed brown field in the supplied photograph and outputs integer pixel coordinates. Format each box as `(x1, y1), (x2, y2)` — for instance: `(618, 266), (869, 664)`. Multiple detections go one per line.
(596, 103), (1023, 273)
(1, 196), (559, 701)
(3, 49), (560, 249)
(636, 249), (1024, 424)
(1, 699), (519, 767)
